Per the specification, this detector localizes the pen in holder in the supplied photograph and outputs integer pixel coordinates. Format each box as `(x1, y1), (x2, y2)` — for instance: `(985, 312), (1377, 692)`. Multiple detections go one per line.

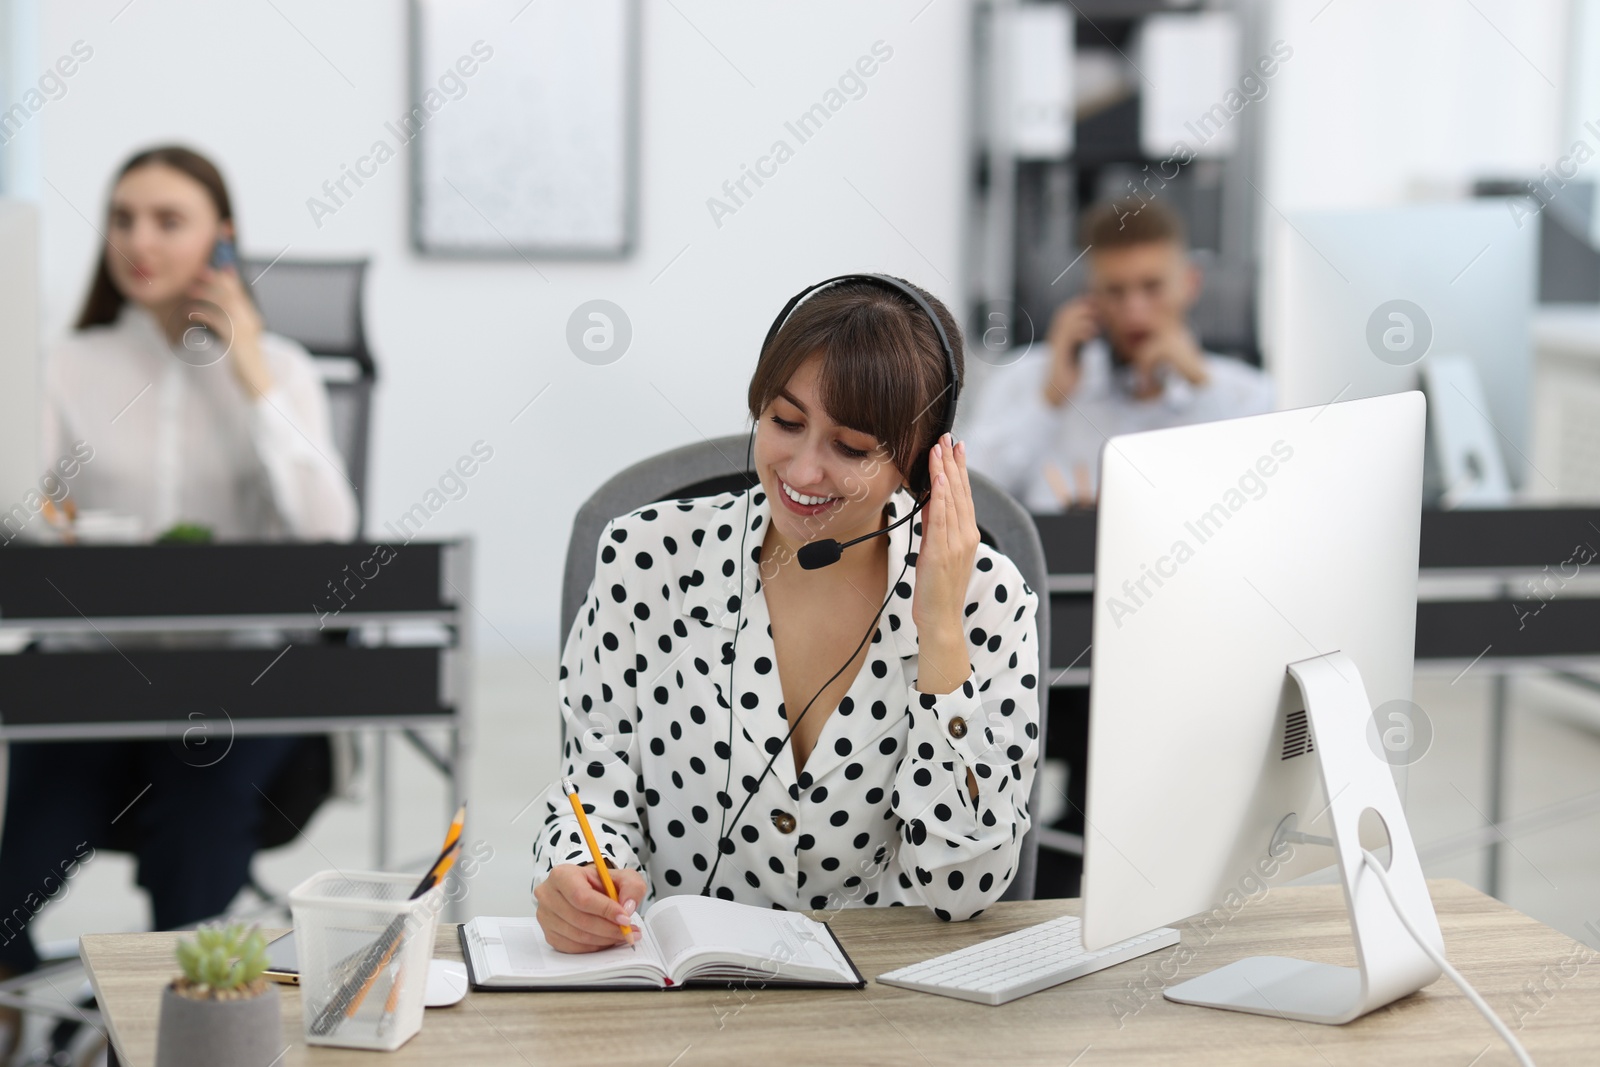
(289, 871), (444, 1051)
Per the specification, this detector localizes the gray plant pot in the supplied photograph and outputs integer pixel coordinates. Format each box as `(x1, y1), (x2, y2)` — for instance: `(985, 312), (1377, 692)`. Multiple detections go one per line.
(154, 981), (282, 1067)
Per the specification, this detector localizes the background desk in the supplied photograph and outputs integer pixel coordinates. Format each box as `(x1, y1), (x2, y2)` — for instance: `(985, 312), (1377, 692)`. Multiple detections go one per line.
(0, 541), (474, 869)
(1036, 507), (1600, 894)
(82, 879), (1599, 1066)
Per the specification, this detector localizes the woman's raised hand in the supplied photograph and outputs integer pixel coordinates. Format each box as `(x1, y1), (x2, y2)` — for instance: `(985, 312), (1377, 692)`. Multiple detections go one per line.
(185, 265), (274, 397)
(911, 433), (980, 645)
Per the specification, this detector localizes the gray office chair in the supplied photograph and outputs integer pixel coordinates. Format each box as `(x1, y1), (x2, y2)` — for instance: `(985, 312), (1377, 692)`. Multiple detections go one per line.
(240, 257), (377, 526)
(236, 258), (377, 885)
(560, 435), (1052, 901)
(1187, 250), (1261, 368)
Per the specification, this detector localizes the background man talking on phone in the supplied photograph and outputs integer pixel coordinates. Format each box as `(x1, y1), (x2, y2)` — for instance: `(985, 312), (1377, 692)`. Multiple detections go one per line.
(963, 197), (1273, 511)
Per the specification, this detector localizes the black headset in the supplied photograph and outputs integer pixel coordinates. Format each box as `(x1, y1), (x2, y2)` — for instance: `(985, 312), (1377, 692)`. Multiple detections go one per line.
(700, 274), (961, 897)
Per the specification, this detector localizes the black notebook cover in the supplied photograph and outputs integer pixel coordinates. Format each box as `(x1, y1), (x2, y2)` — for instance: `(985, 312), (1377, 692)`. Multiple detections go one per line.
(456, 921), (866, 992)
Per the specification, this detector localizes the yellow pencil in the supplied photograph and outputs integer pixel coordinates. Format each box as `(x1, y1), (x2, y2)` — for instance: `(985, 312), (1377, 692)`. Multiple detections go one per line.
(411, 803), (466, 898)
(563, 778), (634, 942)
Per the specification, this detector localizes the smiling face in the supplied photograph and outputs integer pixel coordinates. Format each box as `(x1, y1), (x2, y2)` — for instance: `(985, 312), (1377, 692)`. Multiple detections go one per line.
(753, 354), (908, 556)
(103, 162), (228, 312)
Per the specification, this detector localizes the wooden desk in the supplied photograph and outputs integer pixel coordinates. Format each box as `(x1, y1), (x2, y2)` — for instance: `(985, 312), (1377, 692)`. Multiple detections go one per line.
(82, 880), (1598, 1066)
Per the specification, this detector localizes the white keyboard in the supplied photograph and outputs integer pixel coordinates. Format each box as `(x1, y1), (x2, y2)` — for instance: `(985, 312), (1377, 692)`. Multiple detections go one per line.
(876, 915), (1180, 1006)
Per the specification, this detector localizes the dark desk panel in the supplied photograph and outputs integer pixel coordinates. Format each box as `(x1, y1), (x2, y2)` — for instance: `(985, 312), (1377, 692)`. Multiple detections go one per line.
(1050, 596), (1094, 674)
(1048, 596), (1600, 676)
(1036, 507), (1600, 575)
(0, 543), (448, 620)
(1417, 508), (1600, 570)
(1414, 599), (1600, 661)
(0, 645), (446, 726)
(1039, 507), (1600, 679)
(1033, 512), (1098, 576)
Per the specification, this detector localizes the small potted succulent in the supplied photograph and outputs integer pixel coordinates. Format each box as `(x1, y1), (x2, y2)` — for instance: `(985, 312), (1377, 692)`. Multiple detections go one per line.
(154, 922), (281, 1067)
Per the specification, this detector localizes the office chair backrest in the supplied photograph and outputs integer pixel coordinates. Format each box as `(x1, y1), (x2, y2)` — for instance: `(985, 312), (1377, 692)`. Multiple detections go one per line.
(239, 257), (376, 527)
(1187, 249), (1260, 367)
(562, 434), (1051, 901)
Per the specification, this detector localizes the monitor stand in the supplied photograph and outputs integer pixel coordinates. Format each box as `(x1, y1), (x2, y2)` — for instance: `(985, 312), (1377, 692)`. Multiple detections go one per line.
(1163, 651), (1445, 1024)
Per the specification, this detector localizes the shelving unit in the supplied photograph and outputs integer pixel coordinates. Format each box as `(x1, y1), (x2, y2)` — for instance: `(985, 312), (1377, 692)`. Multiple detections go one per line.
(965, 0), (1269, 367)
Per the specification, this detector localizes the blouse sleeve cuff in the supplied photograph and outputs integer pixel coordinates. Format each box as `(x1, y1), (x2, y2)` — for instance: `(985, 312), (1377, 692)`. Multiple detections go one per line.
(906, 672), (986, 767)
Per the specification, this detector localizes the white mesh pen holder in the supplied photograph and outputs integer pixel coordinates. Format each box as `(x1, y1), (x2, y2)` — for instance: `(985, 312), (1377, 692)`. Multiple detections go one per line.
(289, 870), (445, 1050)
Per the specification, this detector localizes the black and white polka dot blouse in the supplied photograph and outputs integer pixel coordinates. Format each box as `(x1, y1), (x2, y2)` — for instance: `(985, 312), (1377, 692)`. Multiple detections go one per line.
(531, 483), (1041, 921)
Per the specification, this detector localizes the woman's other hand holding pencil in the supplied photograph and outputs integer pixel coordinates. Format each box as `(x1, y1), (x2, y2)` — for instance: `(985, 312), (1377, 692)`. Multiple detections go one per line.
(534, 863), (647, 954)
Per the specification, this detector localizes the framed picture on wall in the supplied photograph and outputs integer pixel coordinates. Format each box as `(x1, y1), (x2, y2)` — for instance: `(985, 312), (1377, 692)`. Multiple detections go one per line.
(410, 0), (638, 258)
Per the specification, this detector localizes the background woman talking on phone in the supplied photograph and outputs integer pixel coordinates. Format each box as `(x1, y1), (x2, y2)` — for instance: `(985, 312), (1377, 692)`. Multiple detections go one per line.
(0, 146), (357, 1022)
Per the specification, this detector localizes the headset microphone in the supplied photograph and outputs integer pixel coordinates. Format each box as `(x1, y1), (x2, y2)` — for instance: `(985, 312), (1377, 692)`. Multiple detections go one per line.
(796, 497), (927, 570)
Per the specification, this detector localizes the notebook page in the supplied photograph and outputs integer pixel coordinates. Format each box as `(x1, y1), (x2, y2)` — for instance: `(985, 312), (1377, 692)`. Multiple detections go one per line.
(645, 897), (852, 981)
(469, 916), (666, 983)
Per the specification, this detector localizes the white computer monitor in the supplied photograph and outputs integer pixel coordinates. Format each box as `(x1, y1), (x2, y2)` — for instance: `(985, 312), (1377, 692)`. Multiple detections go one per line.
(1080, 391), (1445, 1024)
(1263, 200), (1536, 492)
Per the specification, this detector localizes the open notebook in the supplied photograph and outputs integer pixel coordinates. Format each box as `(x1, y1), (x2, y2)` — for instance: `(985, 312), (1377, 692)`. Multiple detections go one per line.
(459, 895), (865, 991)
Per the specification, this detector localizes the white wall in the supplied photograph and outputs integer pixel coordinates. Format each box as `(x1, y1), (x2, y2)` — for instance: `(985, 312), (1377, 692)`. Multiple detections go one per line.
(1254, 0), (1571, 405)
(1261, 0), (1568, 211)
(29, 0), (969, 652)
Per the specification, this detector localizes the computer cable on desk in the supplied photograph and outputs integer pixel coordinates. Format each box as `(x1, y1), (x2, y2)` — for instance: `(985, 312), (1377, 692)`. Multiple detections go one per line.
(1359, 849), (1535, 1067)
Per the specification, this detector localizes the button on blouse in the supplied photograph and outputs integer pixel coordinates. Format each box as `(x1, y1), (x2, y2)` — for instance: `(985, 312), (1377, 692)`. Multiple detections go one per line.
(531, 484), (1041, 922)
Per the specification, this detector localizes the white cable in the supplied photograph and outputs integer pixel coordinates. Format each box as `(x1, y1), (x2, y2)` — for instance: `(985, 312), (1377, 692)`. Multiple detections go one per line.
(1359, 849), (1535, 1067)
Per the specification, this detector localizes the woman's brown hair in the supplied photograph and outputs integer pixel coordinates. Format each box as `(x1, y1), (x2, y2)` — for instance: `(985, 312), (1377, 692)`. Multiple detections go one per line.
(746, 277), (964, 498)
(74, 145), (237, 331)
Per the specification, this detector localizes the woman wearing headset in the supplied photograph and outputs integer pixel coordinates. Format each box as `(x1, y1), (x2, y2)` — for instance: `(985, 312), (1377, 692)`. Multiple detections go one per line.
(532, 276), (1041, 952)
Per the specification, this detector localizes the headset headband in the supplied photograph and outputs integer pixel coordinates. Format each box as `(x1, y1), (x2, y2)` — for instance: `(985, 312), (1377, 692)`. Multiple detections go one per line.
(759, 273), (961, 442)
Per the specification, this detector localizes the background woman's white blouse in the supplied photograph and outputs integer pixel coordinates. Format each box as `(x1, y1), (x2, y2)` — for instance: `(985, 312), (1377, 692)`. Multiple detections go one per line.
(42, 304), (358, 542)
(532, 484), (1041, 921)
